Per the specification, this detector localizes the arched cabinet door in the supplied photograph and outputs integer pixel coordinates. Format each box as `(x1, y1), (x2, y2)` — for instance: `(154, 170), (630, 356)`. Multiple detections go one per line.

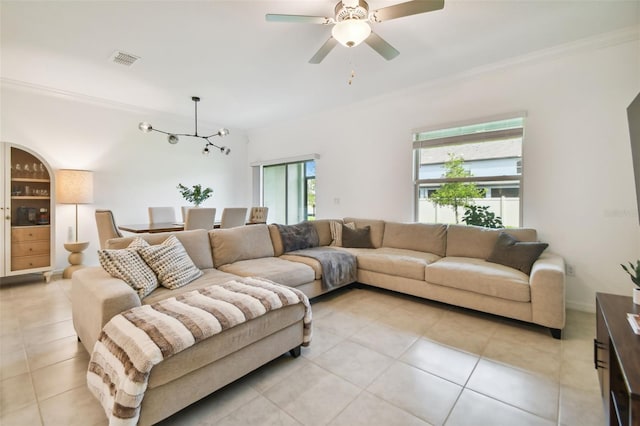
(2, 142), (54, 282)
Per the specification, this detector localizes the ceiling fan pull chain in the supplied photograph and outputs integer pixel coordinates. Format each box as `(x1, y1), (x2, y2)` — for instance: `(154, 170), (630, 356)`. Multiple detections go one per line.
(348, 50), (357, 86)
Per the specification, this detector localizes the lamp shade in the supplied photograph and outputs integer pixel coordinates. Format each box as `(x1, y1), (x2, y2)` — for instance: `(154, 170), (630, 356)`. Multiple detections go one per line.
(56, 169), (94, 204)
(332, 19), (371, 47)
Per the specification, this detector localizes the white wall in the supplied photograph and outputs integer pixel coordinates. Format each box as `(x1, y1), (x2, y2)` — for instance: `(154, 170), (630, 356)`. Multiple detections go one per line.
(247, 30), (640, 311)
(1, 86), (251, 270)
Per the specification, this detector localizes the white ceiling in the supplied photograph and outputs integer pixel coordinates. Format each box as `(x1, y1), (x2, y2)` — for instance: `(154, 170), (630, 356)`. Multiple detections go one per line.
(1, 0), (638, 131)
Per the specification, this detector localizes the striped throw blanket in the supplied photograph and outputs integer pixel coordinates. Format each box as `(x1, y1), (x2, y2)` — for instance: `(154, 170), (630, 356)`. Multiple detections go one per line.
(87, 276), (312, 426)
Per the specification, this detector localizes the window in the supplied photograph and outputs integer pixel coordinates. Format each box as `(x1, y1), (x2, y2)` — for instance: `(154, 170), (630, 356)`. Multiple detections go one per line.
(413, 116), (524, 226)
(261, 159), (316, 224)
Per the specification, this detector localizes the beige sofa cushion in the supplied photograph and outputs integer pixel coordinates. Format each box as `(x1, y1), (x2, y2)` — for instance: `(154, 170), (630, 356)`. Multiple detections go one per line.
(310, 219), (336, 247)
(426, 257), (531, 302)
(446, 225), (538, 259)
(382, 222), (447, 256)
(269, 224), (284, 257)
(218, 257), (315, 288)
(355, 247), (441, 281)
(280, 254), (322, 280)
(105, 229), (214, 270)
(342, 218), (385, 248)
(210, 224), (274, 268)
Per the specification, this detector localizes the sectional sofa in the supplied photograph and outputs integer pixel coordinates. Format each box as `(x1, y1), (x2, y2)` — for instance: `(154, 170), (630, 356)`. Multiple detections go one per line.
(72, 218), (565, 425)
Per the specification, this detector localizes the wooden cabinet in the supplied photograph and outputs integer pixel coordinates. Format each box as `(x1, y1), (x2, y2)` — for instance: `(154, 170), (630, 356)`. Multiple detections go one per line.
(595, 293), (640, 426)
(1, 143), (54, 280)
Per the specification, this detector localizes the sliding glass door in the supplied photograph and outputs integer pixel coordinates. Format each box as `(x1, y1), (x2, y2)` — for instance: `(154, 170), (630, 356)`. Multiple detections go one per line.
(263, 160), (315, 224)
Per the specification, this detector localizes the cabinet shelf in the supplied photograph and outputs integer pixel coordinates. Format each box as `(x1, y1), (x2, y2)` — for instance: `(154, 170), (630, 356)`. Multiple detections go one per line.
(11, 196), (50, 200)
(11, 177), (50, 183)
(3, 144), (54, 279)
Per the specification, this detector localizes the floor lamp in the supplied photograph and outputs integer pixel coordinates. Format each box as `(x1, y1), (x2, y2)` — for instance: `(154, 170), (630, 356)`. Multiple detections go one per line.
(56, 169), (94, 278)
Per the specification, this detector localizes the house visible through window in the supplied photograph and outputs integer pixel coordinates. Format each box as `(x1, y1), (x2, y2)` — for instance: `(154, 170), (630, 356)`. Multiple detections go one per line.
(413, 116), (524, 227)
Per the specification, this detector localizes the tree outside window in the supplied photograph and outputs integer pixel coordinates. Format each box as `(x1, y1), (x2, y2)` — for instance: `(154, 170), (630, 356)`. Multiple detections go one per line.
(429, 154), (485, 223)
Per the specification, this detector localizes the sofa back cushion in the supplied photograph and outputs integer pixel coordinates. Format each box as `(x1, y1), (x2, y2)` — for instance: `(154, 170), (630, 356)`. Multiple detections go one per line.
(446, 224), (538, 259)
(311, 219), (336, 247)
(342, 218), (385, 248)
(382, 222), (447, 256)
(269, 224), (285, 256)
(210, 224), (275, 268)
(105, 229), (214, 269)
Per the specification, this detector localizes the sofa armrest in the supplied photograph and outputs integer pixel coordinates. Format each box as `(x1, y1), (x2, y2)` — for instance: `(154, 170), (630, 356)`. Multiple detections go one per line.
(529, 253), (566, 329)
(71, 267), (141, 353)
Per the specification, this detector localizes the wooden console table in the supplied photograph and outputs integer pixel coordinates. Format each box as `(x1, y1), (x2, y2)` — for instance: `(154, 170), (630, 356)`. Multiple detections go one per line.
(595, 292), (640, 426)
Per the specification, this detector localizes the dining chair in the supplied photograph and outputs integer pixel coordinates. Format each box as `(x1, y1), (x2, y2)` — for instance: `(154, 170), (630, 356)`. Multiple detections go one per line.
(95, 209), (123, 249)
(184, 208), (217, 230)
(181, 206), (191, 223)
(148, 206), (176, 224)
(220, 208), (248, 229)
(248, 206), (269, 224)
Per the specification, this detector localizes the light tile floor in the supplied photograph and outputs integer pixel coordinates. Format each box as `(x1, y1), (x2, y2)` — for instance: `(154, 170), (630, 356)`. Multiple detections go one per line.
(0, 276), (604, 426)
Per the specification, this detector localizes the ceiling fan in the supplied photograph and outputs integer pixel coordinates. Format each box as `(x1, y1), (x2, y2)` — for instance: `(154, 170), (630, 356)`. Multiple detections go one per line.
(266, 0), (444, 64)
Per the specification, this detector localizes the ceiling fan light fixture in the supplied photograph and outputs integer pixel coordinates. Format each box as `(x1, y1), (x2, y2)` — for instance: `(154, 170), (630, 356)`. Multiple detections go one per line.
(331, 19), (371, 47)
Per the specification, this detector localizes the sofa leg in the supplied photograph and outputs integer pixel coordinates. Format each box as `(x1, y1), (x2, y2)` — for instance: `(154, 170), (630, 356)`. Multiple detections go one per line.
(549, 328), (562, 340)
(289, 346), (301, 358)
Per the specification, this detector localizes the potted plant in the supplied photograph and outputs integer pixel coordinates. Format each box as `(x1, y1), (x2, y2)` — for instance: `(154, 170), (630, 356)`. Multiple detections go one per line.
(177, 183), (213, 207)
(621, 260), (640, 305)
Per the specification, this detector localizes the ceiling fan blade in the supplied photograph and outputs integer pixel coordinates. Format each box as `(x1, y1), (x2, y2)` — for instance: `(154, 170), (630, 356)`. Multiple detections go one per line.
(266, 14), (331, 25)
(308, 37), (338, 64)
(371, 0), (444, 23)
(364, 32), (400, 61)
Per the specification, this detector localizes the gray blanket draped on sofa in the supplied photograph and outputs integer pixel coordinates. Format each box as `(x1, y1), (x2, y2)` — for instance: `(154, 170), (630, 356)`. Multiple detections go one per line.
(289, 247), (357, 290)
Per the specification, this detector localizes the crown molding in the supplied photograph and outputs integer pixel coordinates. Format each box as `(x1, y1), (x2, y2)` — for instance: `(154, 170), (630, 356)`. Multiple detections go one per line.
(0, 77), (151, 115)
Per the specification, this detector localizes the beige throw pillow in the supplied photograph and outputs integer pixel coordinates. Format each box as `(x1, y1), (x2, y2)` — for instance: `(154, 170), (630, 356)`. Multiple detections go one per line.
(98, 237), (158, 299)
(138, 235), (203, 289)
(329, 221), (355, 246)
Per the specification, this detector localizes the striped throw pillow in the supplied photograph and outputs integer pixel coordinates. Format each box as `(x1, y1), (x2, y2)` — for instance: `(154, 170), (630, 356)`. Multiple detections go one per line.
(98, 237), (158, 299)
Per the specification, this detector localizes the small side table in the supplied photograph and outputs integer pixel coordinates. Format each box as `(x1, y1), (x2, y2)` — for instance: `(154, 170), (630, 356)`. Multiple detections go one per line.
(63, 241), (90, 278)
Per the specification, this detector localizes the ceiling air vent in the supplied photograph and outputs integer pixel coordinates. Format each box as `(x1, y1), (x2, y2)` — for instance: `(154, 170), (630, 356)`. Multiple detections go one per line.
(109, 50), (140, 67)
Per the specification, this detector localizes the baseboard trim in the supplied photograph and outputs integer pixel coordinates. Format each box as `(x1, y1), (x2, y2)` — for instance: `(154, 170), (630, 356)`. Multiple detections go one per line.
(566, 300), (596, 313)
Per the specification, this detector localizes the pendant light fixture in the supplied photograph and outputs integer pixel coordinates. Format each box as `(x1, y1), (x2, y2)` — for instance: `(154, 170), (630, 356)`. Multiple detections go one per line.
(138, 97), (231, 156)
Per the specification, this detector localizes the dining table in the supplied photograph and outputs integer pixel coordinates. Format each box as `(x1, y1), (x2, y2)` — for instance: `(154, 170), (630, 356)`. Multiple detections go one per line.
(118, 221), (226, 234)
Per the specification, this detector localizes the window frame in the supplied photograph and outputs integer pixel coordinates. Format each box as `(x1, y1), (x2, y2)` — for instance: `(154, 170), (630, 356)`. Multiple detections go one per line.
(412, 113), (526, 226)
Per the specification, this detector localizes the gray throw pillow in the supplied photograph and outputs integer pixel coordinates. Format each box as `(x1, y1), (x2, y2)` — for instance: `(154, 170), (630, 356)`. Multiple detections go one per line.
(342, 225), (373, 248)
(487, 231), (548, 275)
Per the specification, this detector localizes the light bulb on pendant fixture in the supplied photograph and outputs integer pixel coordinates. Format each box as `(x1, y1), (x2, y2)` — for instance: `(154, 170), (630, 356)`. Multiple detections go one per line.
(331, 19), (371, 47)
(137, 97), (231, 156)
